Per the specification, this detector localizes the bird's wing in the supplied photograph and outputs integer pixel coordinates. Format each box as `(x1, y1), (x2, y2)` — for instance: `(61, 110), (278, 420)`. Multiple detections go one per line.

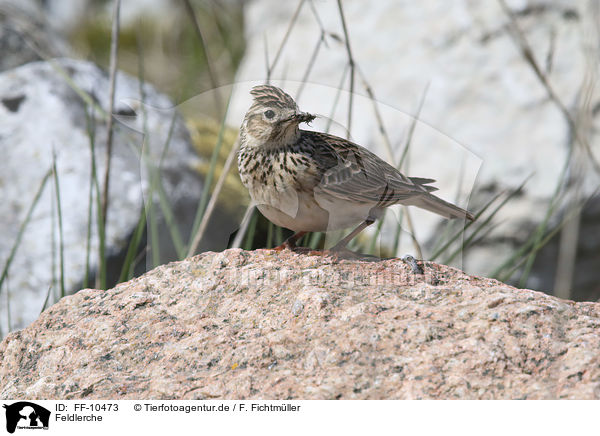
(305, 131), (436, 206)
(409, 177), (438, 192)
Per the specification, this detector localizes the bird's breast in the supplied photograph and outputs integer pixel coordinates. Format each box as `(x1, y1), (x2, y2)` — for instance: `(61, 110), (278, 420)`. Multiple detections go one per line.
(238, 148), (319, 197)
(238, 147), (332, 231)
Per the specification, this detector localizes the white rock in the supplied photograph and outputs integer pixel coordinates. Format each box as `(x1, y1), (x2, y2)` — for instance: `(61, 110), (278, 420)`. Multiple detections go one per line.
(0, 59), (203, 332)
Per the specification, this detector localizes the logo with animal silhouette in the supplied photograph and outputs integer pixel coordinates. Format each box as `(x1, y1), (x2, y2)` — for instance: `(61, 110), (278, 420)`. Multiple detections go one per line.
(2, 402), (50, 433)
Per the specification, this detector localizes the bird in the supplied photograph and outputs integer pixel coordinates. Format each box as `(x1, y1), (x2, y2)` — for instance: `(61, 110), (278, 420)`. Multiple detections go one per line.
(237, 84), (474, 252)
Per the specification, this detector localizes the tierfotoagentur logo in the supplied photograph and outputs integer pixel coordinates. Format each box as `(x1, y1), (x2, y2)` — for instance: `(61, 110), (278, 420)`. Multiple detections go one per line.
(2, 402), (50, 433)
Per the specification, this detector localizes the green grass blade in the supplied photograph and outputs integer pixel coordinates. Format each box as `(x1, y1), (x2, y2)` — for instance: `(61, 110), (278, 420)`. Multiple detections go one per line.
(0, 170), (53, 294)
(93, 151), (107, 290)
(430, 188), (505, 261)
(442, 176), (531, 264)
(148, 189), (160, 268)
(367, 211), (386, 255)
(243, 211), (258, 250)
(84, 105), (107, 290)
(156, 180), (185, 259)
(275, 225), (284, 247)
(516, 153), (572, 287)
(517, 192), (563, 287)
(51, 152), (66, 298)
(118, 207), (147, 282)
(31, 55), (107, 118)
(391, 208), (405, 256)
(266, 222), (274, 248)
(186, 137), (239, 258)
(230, 204), (256, 248)
(40, 286), (53, 314)
(308, 232), (323, 250)
(83, 109), (97, 289)
(397, 83), (429, 170)
(4, 280), (10, 335)
(493, 154), (571, 281)
(188, 93), (233, 253)
(496, 200), (585, 284)
(135, 110), (183, 266)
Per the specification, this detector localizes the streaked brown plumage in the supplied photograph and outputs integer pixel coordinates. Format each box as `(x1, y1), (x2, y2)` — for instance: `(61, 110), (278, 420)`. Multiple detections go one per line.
(238, 85), (474, 250)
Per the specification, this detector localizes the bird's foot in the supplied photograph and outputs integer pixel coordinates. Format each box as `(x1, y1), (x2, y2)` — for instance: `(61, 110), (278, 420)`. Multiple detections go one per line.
(326, 247), (362, 260)
(273, 241), (315, 254)
(292, 246), (321, 256)
(273, 236), (302, 251)
(272, 231), (307, 251)
(273, 240), (295, 251)
(319, 246), (380, 261)
(272, 240), (379, 261)
(271, 243), (357, 259)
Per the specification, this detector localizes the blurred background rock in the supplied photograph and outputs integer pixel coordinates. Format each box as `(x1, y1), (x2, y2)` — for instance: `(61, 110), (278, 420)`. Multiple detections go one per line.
(0, 0), (599, 335)
(228, 0), (600, 302)
(0, 0), (246, 333)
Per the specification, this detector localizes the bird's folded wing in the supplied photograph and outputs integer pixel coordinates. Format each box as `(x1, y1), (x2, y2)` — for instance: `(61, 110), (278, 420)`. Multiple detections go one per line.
(309, 131), (437, 205)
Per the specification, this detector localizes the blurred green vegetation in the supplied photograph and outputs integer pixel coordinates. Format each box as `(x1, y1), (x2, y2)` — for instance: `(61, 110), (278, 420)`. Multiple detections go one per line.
(69, 0), (245, 106)
(187, 117), (248, 217)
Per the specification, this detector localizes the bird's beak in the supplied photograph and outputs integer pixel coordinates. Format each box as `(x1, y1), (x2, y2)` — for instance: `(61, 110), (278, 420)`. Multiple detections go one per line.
(284, 112), (316, 124)
(296, 112), (316, 123)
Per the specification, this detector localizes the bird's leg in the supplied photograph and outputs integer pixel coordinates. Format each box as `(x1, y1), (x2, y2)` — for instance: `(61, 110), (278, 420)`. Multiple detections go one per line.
(273, 231), (307, 251)
(331, 218), (375, 251)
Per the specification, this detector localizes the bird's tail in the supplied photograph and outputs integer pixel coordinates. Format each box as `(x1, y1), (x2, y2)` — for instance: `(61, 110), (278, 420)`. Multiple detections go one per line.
(410, 193), (474, 221)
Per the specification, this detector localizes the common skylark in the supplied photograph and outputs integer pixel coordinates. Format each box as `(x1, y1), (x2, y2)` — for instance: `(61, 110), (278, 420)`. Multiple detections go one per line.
(238, 85), (474, 251)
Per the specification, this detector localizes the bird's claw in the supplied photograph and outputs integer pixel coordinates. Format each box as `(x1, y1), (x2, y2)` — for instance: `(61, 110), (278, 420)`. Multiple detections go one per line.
(273, 241), (295, 251)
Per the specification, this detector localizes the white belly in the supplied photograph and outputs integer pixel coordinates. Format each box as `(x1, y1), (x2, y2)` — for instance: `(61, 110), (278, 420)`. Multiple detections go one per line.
(254, 186), (375, 232)
(256, 190), (330, 232)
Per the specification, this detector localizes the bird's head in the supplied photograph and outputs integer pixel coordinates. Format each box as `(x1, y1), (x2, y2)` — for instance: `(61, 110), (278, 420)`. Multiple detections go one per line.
(241, 85), (315, 148)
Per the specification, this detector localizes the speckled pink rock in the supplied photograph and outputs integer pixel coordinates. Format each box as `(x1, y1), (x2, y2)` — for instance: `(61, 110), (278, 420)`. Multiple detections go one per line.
(1, 249), (599, 399)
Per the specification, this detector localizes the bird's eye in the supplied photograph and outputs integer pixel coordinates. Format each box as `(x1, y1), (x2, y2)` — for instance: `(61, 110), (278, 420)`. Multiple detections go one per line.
(264, 109), (275, 119)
